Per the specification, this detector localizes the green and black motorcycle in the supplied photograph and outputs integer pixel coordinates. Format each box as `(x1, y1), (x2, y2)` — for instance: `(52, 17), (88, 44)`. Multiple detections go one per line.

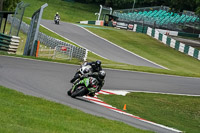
(68, 77), (98, 98)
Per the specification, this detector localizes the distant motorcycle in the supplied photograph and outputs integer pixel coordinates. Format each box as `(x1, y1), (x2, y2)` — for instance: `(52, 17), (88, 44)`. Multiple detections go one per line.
(67, 77), (98, 98)
(54, 16), (60, 24)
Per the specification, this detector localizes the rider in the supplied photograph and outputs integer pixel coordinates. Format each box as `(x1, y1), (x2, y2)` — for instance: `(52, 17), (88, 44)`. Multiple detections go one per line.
(54, 12), (60, 20)
(86, 60), (102, 72)
(70, 60), (102, 83)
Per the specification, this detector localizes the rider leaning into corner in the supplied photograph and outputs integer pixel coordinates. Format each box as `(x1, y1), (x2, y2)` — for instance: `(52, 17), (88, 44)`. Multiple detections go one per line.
(70, 60), (106, 97)
(70, 60), (102, 83)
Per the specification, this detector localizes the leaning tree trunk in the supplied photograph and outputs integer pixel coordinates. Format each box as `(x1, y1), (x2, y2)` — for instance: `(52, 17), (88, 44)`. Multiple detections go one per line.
(0, 0), (3, 11)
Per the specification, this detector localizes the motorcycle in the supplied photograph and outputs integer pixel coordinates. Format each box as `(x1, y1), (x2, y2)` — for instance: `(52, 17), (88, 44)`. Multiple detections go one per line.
(68, 77), (98, 98)
(54, 16), (60, 24)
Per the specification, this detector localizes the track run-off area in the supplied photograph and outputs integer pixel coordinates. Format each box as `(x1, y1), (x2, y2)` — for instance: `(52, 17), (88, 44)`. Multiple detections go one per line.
(1, 56), (200, 133)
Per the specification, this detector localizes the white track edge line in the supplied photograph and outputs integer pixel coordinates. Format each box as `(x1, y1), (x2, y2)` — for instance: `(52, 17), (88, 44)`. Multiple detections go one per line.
(104, 67), (200, 79)
(103, 90), (200, 97)
(75, 24), (169, 70)
(85, 94), (182, 132)
(40, 24), (108, 60)
(1, 55), (199, 80)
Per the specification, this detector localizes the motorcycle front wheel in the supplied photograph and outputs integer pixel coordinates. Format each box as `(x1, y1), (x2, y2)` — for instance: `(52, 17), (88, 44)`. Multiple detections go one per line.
(67, 89), (72, 96)
(71, 86), (87, 98)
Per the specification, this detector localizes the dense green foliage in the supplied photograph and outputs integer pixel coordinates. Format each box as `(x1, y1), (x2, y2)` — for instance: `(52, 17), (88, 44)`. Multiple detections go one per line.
(3, 0), (200, 15)
(196, 0), (200, 15)
(2, 0), (21, 11)
(76, 0), (200, 15)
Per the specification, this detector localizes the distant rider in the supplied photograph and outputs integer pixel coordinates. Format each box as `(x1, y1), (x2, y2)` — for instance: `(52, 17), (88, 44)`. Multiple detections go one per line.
(54, 12), (60, 21)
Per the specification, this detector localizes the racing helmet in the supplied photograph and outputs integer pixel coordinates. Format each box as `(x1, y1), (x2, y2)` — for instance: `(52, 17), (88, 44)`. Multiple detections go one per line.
(99, 70), (106, 79)
(83, 68), (89, 73)
(95, 60), (101, 67)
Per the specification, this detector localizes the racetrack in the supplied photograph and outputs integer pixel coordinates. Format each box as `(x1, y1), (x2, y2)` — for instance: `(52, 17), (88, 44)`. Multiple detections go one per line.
(40, 20), (166, 69)
(1, 56), (200, 132)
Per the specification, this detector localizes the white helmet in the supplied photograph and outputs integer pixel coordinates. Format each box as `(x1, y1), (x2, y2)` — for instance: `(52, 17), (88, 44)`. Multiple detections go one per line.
(99, 70), (106, 79)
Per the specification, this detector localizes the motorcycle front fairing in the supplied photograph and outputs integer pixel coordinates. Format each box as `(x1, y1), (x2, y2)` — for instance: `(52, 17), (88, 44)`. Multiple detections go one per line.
(71, 77), (98, 95)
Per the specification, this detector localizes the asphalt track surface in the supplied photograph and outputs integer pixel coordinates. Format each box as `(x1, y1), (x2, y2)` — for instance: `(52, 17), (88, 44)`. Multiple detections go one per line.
(40, 20), (165, 69)
(1, 56), (200, 133)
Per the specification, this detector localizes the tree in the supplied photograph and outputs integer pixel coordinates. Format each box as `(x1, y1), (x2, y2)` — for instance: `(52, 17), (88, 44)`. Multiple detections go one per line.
(0, 0), (4, 11)
(196, 0), (200, 16)
(3, 0), (21, 11)
(75, 0), (200, 14)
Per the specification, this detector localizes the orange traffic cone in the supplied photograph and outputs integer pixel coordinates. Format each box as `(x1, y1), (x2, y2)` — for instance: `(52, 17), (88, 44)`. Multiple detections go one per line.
(123, 104), (127, 110)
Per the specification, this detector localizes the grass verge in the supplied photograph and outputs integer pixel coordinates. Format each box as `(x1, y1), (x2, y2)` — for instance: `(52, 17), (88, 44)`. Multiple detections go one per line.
(23, 0), (98, 23)
(0, 85), (153, 133)
(98, 93), (200, 133)
(0, 51), (82, 65)
(86, 27), (200, 77)
(3, 21), (82, 65)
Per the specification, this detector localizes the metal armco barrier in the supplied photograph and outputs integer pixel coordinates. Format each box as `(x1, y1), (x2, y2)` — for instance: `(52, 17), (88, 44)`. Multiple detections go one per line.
(8, 15), (87, 61)
(116, 22), (128, 29)
(0, 33), (20, 54)
(155, 29), (200, 38)
(37, 32), (87, 60)
(38, 45), (55, 58)
(54, 45), (72, 60)
(79, 20), (104, 26)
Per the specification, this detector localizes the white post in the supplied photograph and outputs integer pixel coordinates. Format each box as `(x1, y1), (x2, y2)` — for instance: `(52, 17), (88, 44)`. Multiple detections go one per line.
(84, 49), (88, 61)
(132, 0), (136, 12)
(110, 7), (112, 15)
(98, 5), (102, 21)
(70, 46), (73, 60)
(53, 46), (56, 59)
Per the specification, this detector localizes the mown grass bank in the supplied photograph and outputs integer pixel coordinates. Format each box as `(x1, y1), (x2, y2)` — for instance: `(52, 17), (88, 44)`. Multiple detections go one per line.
(86, 27), (200, 77)
(23, 0), (98, 23)
(98, 93), (200, 133)
(0, 86), (153, 133)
